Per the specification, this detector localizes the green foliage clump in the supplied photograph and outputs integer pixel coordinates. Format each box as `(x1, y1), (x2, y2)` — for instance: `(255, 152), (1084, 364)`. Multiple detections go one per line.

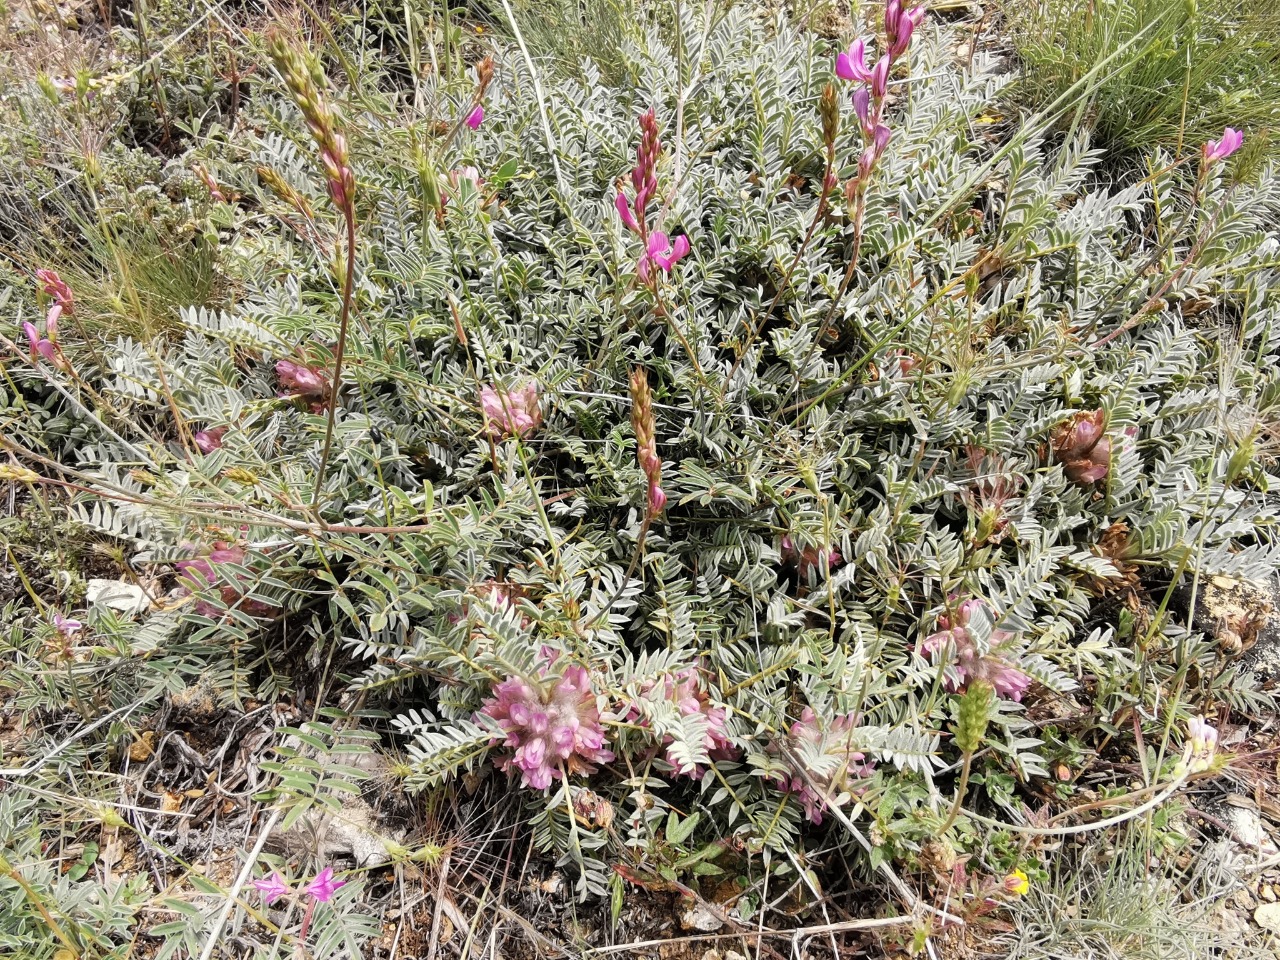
(1007, 0), (1280, 164)
(2, 0), (1280, 949)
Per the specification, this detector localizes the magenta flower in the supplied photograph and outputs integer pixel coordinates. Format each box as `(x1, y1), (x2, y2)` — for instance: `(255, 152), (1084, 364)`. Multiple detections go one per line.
(23, 320), (59, 365)
(615, 191), (639, 232)
(193, 427), (226, 454)
(1052, 409), (1111, 484)
(637, 231), (691, 282)
(176, 543), (277, 619)
(919, 598), (1032, 701)
(465, 105), (484, 130)
(629, 667), (736, 776)
(305, 866), (346, 902)
(870, 54), (891, 99)
(774, 708), (875, 824)
(276, 359), (329, 399)
(1202, 127), (1243, 165)
(480, 380), (542, 439)
(836, 37), (873, 82)
(648, 481), (667, 515)
(886, 0), (926, 57)
(36, 269), (74, 317)
(479, 658), (614, 791)
(252, 872), (292, 905)
(852, 87), (873, 136)
(53, 612), (83, 637)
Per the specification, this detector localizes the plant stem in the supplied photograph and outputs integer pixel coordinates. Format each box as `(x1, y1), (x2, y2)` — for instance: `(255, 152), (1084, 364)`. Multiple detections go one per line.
(311, 205), (358, 509)
(938, 751), (972, 835)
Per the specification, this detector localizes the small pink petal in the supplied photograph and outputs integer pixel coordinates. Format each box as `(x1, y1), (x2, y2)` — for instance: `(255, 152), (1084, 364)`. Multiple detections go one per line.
(465, 105), (484, 130)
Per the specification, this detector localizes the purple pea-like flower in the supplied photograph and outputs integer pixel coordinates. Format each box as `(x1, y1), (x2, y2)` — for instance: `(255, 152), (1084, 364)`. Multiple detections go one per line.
(276, 359), (329, 400)
(479, 659), (614, 791)
(1052, 409), (1111, 484)
(852, 87), (873, 136)
(870, 54), (891, 99)
(781, 535), (843, 580)
(637, 231), (691, 282)
(615, 191), (640, 233)
(1202, 127), (1243, 164)
(23, 321), (58, 364)
(252, 872), (292, 905)
(193, 427), (226, 454)
(919, 598), (1033, 701)
(872, 123), (892, 157)
(836, 37), (873, 82)
(53, 612), (83, 637)
(480, 380), (542, 439)
(648, 481), (667, 515)
(305, 866), (346, 902)
(465, 105), (484, 130)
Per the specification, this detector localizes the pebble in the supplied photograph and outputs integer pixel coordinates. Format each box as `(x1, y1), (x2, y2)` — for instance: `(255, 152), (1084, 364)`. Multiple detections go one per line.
(1255, 901), (1280, 932)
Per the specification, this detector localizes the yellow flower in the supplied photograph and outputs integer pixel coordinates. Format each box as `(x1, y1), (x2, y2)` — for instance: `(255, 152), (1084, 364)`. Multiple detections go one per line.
(1003, 869), (1030, 896)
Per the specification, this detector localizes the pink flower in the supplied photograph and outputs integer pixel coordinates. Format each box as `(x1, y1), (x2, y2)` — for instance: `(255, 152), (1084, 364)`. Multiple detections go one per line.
(648, 481), (667, 516)
(836, 37), (873, 82)
(774, 708), (874, 824)
(193, 427), (226, 453)
(919, 598), (1032, 701)
(305, 866), (346, 902)
(36, 269), (74, 316)
(465, 105), (484, 130)
(781, 535), (843, 580)
(479, 657), (614, 790)
(852, 87), (873, 136)
(252, 872), (291, 905)
(1052, 409), (1111, 484)
(23, 320), (59, 364)
(176, 543), (277, 619)
(615, 191), (639, 233)
(887, 2), (926, 57)
(629, 667), (736, 777)
(53, 612), (83, 637)
(637, 231), (691, 282)
(480, 380), (542, 439)
(276, 359), (329, 399)
(1202, 127), (1243, 164)
(870, 54), (891, 99)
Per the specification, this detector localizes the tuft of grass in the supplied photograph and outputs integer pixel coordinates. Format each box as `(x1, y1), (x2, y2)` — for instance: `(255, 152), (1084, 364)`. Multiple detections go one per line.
(504, 0), (639, 83)
(1005, 0), (1280, 166)
(997, 824), (1260, 960)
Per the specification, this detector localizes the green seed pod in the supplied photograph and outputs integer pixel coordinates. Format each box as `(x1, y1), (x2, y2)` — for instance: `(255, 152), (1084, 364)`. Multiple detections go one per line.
(952, 680), (994, 754)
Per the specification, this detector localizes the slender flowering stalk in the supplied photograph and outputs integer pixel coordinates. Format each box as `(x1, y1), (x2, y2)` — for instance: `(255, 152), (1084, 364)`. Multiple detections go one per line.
(615, 110), (691, 287)
(629, 368), (665, 518)
(267, 32), (358, 509)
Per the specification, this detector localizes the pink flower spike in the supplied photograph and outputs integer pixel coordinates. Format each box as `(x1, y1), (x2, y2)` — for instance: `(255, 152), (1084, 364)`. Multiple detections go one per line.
(465, 105), (484, 130)
(836, 38), (873, 82)
(252, 872), (292, 905)
(305, 867), (346, 903)
(615, 191), (639, 233)
(1202, 127), (1243, 164)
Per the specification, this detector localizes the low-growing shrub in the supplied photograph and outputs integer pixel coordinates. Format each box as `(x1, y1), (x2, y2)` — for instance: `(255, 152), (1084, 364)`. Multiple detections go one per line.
(4, 0), (1280, 947)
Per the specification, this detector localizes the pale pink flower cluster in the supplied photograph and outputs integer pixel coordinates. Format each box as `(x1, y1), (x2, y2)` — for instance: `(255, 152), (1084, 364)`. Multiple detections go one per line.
(479, 654), (614, 790)
(919, 598), (1032, 701)
(24, 269), (74, 370)
(781, 535), (843, 579)
(480, 381), (542, 439)
(774, 707), (875, 824)
(176, 543), (277, 619)
(629, 667), (736, 776)
(1052, 409), (1111, 484)
(194, 426), (226, 453)
(276, 359), (330, 412)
